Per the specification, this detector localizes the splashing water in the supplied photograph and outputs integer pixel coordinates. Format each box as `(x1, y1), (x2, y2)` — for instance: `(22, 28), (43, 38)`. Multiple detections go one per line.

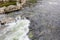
(0, 16), (30, 40)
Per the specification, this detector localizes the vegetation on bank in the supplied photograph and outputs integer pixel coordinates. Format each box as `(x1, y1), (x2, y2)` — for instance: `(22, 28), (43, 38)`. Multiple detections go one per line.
(0, 1), (16, 7)
(0, 0), (37, 7)
(28, 0), (37, 3)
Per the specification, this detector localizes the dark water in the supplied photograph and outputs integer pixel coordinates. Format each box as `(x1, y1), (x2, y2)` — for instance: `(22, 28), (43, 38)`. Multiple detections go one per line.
(0, 0), (60, 40)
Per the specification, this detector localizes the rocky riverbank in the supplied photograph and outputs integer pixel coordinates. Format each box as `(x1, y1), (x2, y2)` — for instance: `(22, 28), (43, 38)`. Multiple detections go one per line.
(0, 0), (27, 14)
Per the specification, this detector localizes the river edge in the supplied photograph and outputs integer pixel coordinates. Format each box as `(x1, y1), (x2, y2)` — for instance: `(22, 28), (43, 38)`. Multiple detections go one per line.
(0, 0), (27, 14)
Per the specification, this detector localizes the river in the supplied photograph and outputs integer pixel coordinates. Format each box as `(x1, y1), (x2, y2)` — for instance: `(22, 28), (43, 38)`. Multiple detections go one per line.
(0, 0), (60, 40)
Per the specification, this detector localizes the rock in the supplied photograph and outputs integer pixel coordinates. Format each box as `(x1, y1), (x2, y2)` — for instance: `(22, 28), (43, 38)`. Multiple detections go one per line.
(16, 2), (22, 9)
(5, 5), (17, 12)
(21, 0), (27, 5)
(0, 6), (6, 13)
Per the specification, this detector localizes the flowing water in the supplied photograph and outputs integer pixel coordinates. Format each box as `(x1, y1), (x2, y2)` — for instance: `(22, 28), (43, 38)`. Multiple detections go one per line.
(0, 0), (60, 40)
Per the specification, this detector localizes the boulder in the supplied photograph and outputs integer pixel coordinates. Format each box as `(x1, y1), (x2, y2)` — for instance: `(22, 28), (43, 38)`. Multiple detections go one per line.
(5, 5), (17, 12)
(16, 2), (22, 9)
(0, 6), (6, 13)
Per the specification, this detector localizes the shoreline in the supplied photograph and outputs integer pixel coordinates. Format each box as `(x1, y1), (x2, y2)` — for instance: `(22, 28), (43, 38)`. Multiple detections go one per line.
(0, 0), (27, 14)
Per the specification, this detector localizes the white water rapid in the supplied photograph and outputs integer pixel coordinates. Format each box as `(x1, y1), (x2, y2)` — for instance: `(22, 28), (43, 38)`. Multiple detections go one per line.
(0, 16), (30, 40)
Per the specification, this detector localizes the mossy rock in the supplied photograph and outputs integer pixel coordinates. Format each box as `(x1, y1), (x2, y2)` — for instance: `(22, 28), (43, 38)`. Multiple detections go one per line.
(28, 31), (34, 38)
